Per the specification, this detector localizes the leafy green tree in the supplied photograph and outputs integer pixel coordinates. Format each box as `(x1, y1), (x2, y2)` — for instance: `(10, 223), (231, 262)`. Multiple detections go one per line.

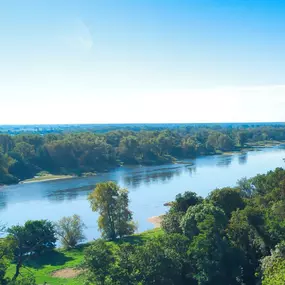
(261, 243), (285, 285)
(205, 133), (219, 152)
(237, 177), (254, 197)
(13, 142), (35, 160)
(262, 258), (285, 285)
(6, 274), (36, 285)
(217, 134), (234, 151)
(112, 243), (137, 285)
(8, 220), (56, 280)
(88, 182), (135, 240)
(161, 211), (183, 234)
(118, 136), (139, 164)
(0, 238), (14, 283)
(208, 187), (245, 218)
(227, 207), (270, 284)
(181, 203), (227, 240)
(56, 215), (86, 249)
(84, 239), (115, 285)
(188, 220), (244, 285)
(172, 191), (203, 213)
(131, 236), (190, 285)
(236, 132), (247, 147)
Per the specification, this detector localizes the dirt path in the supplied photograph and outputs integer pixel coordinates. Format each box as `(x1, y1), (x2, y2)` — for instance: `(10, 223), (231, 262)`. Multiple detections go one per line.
(52, 268), (82, 278)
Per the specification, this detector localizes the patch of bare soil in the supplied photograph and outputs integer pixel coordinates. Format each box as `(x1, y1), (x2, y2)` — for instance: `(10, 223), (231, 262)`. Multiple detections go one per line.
(51, 268), (82, 278)
(148, 215), (163, 228)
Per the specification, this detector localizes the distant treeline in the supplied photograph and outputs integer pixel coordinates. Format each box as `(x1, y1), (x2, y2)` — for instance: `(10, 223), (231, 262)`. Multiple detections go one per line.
(1, 122), (284, 135)
(0, 125), (285, 184)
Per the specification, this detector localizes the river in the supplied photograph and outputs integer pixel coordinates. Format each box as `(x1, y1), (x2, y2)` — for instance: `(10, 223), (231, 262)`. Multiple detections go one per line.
(1, 145), (285, 240)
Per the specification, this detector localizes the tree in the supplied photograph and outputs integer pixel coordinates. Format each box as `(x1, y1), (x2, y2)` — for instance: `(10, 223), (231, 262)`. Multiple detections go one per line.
(8, 220), (56, 280)
(217, 134), (234, 151)
(0, 238), (14, 283)
(56, 215), (86, 249)
(180, 203), (227, 241)
(262, 258), (285, 285)
(208, 187), (245, 218)
(172, 191), (203, 213)
(84, 239), (115, 285)
(112, 243), (137, 285)
(261, 242), (285, 285)
(6, 274), (36, 285)
(237, 177), (254, 197)
(161, 211), (183, 234)
(13, 142), (35, 161)
(118, 136), (139, 164)
(131, 236), (190, 285)
(188, 222), (244, 285)
(88, 182), (135, 240)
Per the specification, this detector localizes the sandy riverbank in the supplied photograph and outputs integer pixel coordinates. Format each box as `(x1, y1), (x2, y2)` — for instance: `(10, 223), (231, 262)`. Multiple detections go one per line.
(20, 175), (74, 184)
(148, 215), (163, 228)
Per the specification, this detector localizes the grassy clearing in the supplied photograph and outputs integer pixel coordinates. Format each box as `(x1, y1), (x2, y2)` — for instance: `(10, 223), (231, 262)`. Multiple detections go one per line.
(6, 228), (163, 285)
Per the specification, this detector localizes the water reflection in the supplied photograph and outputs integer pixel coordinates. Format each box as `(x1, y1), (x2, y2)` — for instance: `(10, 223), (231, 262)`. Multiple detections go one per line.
(122, 166), (185, 188)
(216, 155), (233, 168)
(238, 153), (248, 165)
(185, 166), (197, 176)
(0, 191), (7, 211)
(46, 185), (94, 202)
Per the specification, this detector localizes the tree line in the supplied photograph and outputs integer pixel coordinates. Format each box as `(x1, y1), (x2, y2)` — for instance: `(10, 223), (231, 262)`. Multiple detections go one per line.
(2, 168), (285, 284)
(1, 125), (285, 185)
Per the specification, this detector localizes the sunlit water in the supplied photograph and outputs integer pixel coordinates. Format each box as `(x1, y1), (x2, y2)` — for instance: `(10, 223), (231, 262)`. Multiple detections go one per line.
(1, 146), (285, 241)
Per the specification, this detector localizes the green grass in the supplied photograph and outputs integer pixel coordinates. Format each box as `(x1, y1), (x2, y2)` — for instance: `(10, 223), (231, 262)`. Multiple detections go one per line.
(6, 228), (163, 285)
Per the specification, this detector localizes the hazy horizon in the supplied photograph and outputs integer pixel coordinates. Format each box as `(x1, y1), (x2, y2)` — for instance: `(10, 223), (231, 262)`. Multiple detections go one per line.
(1, 121), (284, 127)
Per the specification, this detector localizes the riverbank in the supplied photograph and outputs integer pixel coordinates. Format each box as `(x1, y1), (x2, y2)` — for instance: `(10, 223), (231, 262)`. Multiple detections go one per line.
(21, 174), (75, 184)
(5, 228), (162, 285)
(148, 215), (163, 228)
(3, 141), (285, 187)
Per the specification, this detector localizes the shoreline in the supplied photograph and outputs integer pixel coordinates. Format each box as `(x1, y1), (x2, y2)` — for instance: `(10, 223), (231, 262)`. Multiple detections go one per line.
(4, 141), (285, 187)
(148, 215), (163, 228)
(20, 175), (75, 184)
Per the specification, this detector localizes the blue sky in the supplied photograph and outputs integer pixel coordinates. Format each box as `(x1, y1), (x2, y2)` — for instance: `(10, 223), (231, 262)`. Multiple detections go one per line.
(0, 0), (285, 124)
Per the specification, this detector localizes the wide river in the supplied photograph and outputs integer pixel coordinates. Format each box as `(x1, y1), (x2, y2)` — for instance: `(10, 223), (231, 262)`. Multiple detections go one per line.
(1, 145), (285, 241)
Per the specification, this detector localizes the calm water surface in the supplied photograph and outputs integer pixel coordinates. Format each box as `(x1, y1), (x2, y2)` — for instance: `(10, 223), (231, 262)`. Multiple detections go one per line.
(1, 146), (285, 241)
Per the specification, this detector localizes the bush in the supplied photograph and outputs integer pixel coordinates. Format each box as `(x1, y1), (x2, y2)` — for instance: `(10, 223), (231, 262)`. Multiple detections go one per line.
(56, 215), (86, 249)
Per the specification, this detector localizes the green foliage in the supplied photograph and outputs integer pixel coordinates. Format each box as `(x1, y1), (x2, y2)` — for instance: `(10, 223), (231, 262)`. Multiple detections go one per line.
(208, 187), (245, 218)
(84, 239), (115, 285)
(263, 260), (285, 285)
(161, 211), (184, 234)
(1, 125), (285, 185)
(129, 235), (189, 285)
(56, 215), (86, 249)
(172, 191), (203, 213)
(6, 274), (36, 285)
(7, 220), (56, 280)
(261, 243), (285, 285)
(88, 182), (135, 240)
(3, 164), (285, 284)
(181, 203), (227, 240)
(0, 238), (14, 282)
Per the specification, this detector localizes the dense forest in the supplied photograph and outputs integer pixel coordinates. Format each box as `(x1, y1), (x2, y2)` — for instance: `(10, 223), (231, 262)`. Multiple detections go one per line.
(1, 125), (285, 185)
(2, 168), (285, 284)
